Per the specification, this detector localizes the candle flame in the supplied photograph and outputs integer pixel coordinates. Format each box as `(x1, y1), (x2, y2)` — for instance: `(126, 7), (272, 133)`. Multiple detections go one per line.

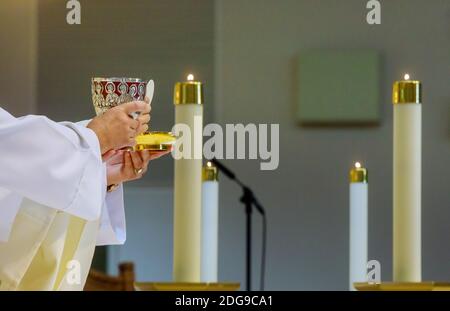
(207, 161), (212, 167)
(404, 73), (410, 81)
(355, 162), (362, 169)
(187, 74), (195, 81)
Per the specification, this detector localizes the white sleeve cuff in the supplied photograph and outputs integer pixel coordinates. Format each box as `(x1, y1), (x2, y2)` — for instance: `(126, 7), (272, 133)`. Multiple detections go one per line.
(96, 184), (126, 246)
(60, 121), (101, 161)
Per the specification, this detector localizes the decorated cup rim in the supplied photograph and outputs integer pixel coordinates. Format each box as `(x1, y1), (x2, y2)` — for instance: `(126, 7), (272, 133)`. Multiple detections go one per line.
(91, 77), (148, 83)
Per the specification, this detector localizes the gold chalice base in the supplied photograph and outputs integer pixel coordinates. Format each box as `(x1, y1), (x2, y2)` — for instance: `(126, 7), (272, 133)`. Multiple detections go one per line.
(134, 131), (176, 151)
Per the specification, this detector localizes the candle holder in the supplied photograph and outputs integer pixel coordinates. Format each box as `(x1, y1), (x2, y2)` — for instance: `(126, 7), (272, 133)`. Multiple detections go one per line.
(91, 77), (176, 151)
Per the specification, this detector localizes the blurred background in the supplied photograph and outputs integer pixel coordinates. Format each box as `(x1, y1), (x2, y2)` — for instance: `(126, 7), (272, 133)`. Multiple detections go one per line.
(1, 0), (450, 290)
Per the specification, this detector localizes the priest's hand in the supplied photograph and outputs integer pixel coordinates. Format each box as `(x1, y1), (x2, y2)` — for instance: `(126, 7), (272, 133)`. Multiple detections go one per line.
(137, 95), (152, 129)
(104, 149), (171, 186)
(87, 101), (150, 154)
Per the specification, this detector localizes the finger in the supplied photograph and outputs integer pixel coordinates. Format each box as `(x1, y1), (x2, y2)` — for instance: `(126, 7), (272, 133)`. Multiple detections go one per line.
(142, 102), (151, 113)
(139, 150), (152, 162)
(122, 152), (134, 179)
(141, 163), (149, 175)
(128, 118), (140, 130)
(144, 96), (153, 107)
(121, 101), (148, 114)
(138, 114), (150, 124)
(149, 149), (171, 160)
(130, 151), (144, 170)
(136, 123), (149, 135)
(102, 150), (117, 162)
(150, 146), (173, 158)
(109, 150), (126, 165)
(127, 128), (137, 141)
(126, 137), (137, 148)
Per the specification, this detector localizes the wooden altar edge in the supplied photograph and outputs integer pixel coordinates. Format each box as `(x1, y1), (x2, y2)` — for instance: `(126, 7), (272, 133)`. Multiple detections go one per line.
(134, 282), (240, 291)
(354, 282), (450, 291)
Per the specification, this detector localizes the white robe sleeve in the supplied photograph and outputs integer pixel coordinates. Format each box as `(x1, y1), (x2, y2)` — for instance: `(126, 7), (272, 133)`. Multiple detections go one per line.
(0, 188), (23, 241)
(75, 119), (127, 246)
(96, 184), (126, 246)
(0, 109), (106, 241)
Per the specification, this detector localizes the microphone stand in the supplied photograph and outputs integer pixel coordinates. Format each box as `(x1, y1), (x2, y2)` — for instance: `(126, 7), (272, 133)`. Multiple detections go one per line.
(242, 187), (254, 291)
(212, 159), (265, 291)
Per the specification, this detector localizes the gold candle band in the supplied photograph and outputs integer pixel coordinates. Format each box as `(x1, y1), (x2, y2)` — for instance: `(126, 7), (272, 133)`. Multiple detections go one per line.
(393, 80), (422, 104)
(174, 81), (204, 105)
(350, 167), (368, 183)
(202, 163), (218, 181)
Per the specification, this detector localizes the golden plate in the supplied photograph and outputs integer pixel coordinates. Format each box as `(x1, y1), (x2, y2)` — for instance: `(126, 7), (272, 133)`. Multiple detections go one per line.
(134, 131), (177, 151)
(134, 282), (241, 291)
(354, 282), (450, 291)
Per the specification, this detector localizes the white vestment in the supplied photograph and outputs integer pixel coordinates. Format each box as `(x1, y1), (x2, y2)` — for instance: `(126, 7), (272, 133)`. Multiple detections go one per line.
(0, 108), (126, 290)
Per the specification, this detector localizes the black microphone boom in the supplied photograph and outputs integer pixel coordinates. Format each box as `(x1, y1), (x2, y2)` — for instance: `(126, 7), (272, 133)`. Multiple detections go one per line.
(211, 158), (236, 180)
(212, 159), (265, 215)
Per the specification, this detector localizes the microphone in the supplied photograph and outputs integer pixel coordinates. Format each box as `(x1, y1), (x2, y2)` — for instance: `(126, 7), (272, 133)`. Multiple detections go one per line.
(211, 158), (267, 291)
(211, 158), (236, 180)
(211, 159), (265, 215)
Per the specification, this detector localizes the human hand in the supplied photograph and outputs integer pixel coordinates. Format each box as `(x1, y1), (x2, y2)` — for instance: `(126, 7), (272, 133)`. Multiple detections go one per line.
(87, 101), (149, 154)
(104, 148), (172, 186)
(131, 96), (151, 133)
(135, 96), (152, 132)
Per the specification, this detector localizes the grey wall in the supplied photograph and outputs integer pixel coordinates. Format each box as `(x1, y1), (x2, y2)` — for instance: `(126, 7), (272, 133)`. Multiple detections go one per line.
(215, 0), (450, 290)
(37, 0), (214, 186)
(107, 187), (174, 282)
(0, 0), (37, 116)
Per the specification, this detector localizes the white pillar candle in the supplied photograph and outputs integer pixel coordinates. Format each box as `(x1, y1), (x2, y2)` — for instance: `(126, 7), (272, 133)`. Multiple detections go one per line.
(393, 74), (422, 282)
(349, 162), (368, 291)
(201, 162), (219, 283)
(173, 74), (204, 282)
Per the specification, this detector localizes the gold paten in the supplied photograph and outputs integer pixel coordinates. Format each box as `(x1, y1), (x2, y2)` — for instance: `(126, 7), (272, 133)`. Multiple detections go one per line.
(134, 131), (177, 151)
